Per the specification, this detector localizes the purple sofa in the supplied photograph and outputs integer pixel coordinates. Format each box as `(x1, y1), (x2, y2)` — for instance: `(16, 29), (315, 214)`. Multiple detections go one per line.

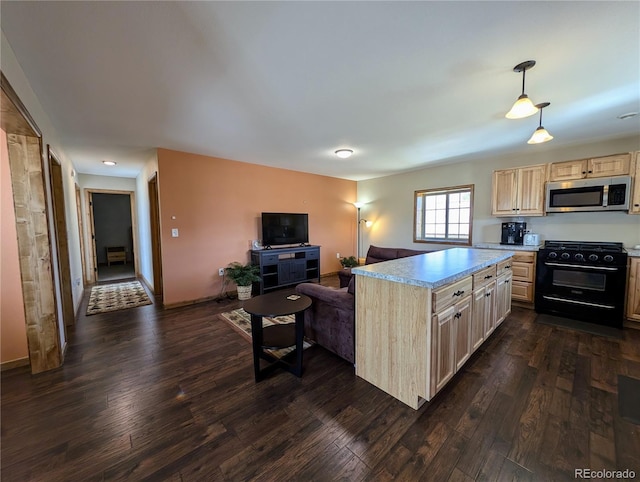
(296, 245), (434, 364)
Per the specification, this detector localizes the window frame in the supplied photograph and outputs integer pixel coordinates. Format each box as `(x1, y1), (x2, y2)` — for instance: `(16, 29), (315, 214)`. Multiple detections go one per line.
(413, 184), (474, 246)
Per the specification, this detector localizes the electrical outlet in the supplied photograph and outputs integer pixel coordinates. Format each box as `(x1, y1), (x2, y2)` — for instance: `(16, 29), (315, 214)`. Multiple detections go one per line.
(336, 252), (340, 259)
(218, 268), (225, 276)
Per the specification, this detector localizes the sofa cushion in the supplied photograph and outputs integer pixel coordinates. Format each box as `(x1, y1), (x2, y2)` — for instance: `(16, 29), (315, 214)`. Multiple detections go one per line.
(397, 248), (432, 258)
(347, 275), (355, 295)
(365, 245), (399, 264)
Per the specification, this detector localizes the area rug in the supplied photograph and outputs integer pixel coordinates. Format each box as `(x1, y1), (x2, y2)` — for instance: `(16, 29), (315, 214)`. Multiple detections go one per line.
(86, 280), (152, 315)
(219, 308), (313, 358)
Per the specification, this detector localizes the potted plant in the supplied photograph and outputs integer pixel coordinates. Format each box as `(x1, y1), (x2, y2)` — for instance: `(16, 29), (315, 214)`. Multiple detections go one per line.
(225, 262), (261, 300)
(340, 256), (359, 269)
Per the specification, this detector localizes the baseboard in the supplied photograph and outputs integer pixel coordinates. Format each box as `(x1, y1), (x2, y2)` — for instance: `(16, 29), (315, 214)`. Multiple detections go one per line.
(1, 357), (30, 372)
(163, 293), (230, 310)
(139, 275), (154, 294)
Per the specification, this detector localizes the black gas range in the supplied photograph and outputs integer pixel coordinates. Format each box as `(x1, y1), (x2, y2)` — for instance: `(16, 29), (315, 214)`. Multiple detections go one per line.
(535, 241), (628, 328)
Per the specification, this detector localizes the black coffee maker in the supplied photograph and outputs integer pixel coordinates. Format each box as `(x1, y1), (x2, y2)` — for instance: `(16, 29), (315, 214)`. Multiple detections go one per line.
(501, 222), (526, 245)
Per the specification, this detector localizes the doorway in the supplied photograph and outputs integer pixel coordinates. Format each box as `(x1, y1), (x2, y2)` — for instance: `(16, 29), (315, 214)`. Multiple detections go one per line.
(88, 191), (136, 283)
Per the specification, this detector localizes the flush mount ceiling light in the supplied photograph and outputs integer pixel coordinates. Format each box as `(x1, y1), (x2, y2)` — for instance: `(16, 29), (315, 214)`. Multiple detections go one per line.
(617, 112), (639, 120)
(506, 60), (539, 119)
(102, 160), (117, 166)
(527, 102), (554, 144)
(335, 149), (354, 159)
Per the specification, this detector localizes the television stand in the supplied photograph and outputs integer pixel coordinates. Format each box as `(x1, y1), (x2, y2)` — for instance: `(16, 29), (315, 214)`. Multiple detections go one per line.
(251, 245), (320, 294)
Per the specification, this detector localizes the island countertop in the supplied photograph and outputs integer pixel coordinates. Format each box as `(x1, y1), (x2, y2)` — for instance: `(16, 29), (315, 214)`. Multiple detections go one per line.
(352, 247), (514, 289)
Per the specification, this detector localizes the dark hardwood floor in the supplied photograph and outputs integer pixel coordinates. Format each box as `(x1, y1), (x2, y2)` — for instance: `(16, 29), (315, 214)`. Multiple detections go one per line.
(2, 275), (639, 481)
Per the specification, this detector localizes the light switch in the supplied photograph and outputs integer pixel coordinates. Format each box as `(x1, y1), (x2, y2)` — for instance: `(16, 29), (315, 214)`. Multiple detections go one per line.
(171, 228), (179, 237)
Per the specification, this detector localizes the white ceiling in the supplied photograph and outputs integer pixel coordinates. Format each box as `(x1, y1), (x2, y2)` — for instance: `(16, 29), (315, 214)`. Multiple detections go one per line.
(2, 1), (639, 181)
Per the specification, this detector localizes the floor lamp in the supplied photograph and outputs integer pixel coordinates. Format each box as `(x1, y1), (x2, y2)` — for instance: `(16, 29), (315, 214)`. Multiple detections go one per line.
(354, 202), (364, 260)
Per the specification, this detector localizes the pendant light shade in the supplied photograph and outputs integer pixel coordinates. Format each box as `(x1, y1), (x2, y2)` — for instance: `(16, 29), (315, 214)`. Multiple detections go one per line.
(506, 60), (539, 119)
(527, 102), (553, 144)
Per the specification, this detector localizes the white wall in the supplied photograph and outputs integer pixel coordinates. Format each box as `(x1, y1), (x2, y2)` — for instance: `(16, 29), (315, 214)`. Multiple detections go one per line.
(135, 151), (159, 290)
(1, 30), (83, 349)
(357, 135), (640, 251)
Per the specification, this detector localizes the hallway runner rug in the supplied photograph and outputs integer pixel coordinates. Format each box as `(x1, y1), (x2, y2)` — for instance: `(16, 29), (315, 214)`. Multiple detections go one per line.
(86, 280), (152, 315)
(219, 308), (313, 359)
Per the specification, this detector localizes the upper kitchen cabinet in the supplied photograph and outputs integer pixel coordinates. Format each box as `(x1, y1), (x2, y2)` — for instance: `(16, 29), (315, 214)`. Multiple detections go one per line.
(492, 164), (547, 217)
(631, 151), (640, 215)
(549, 153), (631, 181)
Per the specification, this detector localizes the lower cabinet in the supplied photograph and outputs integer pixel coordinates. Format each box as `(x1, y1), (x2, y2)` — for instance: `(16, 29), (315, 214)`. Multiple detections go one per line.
(627, 258), (640, 323)
(511, 251), (535, 303)
(431, 295), (472, 394)
(496, 271), (513, 326)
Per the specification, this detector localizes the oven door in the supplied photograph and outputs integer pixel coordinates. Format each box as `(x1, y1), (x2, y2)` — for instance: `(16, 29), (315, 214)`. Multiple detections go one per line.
(535, 260), (625, 327)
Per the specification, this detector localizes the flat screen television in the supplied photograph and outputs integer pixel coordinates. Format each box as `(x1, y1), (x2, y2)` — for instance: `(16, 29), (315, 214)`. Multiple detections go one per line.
(261, 212), (309, 247)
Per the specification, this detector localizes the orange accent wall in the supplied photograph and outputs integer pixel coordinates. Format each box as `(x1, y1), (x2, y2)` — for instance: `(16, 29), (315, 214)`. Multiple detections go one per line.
(1, 128), (29, 363)
(157, 148), (357, 306)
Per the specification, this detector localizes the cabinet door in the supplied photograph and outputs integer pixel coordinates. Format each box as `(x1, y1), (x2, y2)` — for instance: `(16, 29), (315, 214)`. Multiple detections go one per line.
(471, 287), (486, 351)
(483, 281), (496, 338)
(549, 160), (587, 181)
(588, 153), (631, 177)
(516, 164), (547, 216)
(631, 152), (640, 214)
(495, 272), (512, 326)
(454, 296), (472, 371)
(431, 307), (455, 394)
(627, 258), (640, 322)
(491, 169), (518, 216)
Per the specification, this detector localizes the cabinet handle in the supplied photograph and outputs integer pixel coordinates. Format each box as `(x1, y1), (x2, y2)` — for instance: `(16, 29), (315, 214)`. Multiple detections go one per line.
(484, 275), (493, 279)
(486, 292), (491, 297)
(588, 170), (593, 173)
(453, 290), (465, 297)
(504, 265), (511, 269)
(454, 312), (462, 319)
(635, 204), (640, 207)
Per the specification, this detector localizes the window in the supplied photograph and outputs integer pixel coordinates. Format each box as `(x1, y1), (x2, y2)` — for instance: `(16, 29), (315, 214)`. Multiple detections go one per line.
(414, 184), (474, 245)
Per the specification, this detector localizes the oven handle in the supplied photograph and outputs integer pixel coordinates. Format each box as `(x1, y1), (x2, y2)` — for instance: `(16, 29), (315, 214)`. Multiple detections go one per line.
(542, 295), (615, 310)
(544, 262), (620, 271)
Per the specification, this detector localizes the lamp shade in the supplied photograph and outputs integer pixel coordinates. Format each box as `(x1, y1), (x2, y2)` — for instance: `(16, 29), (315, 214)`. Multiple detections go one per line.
(527, 126), (553, 144)
(506, 95), (539, 119)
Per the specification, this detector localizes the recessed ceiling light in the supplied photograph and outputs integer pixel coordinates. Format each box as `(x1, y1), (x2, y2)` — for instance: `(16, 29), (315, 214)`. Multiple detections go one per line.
(617, 112), (638, 120)
(102, 160), (117, 166)
(335, 149), (354, 159)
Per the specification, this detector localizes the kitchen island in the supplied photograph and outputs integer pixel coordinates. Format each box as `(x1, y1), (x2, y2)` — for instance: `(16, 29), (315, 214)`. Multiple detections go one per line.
(352, 248), (514, 409)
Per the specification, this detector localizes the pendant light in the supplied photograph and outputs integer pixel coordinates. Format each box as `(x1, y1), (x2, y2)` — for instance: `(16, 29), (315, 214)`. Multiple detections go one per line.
(527, 102), (553, 144)
(505, 60), (539, 119)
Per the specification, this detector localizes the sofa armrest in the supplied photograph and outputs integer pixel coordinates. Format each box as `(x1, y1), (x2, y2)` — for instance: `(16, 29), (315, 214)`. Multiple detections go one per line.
(296, 283), (354, 309)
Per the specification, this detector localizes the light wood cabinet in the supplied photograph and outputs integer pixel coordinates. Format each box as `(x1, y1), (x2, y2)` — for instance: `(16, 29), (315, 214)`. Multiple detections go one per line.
(496, 271), (513, 326)
(355, 253), (513, 409)
(549, 153), (631, 181)
(492, 164), (546, 217)
(511, 251), (536, 303)
(631, 151), (640, 215)
(431, 294), (473, 394)
(627, 258), (640, 323)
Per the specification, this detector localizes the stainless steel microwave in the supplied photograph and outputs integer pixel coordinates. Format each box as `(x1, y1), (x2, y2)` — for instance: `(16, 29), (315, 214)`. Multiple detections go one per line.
(545, 175), (631, 213)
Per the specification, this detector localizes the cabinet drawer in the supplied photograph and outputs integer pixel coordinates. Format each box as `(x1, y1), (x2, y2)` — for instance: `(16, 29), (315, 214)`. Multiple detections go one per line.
(512, 261), (534, 282)
(433, 276), (472, 313)
(473, 265), (497, 290)
(513, 251), (535, 263)
(262, 254), (279, 264)
(497, 258), (513, 276)
(305, 249), (319, 259)
(512, 281), (533, 302)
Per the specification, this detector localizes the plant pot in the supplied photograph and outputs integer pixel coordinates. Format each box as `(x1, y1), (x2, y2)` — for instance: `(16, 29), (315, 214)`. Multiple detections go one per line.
(236, 285), (253, 301)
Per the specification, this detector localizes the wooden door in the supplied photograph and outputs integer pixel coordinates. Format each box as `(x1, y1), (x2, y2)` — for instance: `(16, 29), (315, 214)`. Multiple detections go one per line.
(483, 281), (496, 338)
(86, 191), (98, 283)
(627, 258), (640, 322)
(47, 146), (74, 328)
(548, 160), (587, 181)
(471, 286), (486, 351)
(431, 307), (455, 395)
(148, 173), (163, 301)
(75, 184), (87, 282)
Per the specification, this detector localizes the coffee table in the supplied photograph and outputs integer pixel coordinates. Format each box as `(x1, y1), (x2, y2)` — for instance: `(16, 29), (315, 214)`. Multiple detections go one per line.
(242, 290), (312, 382)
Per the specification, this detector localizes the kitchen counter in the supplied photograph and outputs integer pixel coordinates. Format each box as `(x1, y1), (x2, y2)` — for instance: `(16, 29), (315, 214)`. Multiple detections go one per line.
(627, 249), (640, 258)
(352, 248), (514, 289)
(473, 242), (542, 251)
